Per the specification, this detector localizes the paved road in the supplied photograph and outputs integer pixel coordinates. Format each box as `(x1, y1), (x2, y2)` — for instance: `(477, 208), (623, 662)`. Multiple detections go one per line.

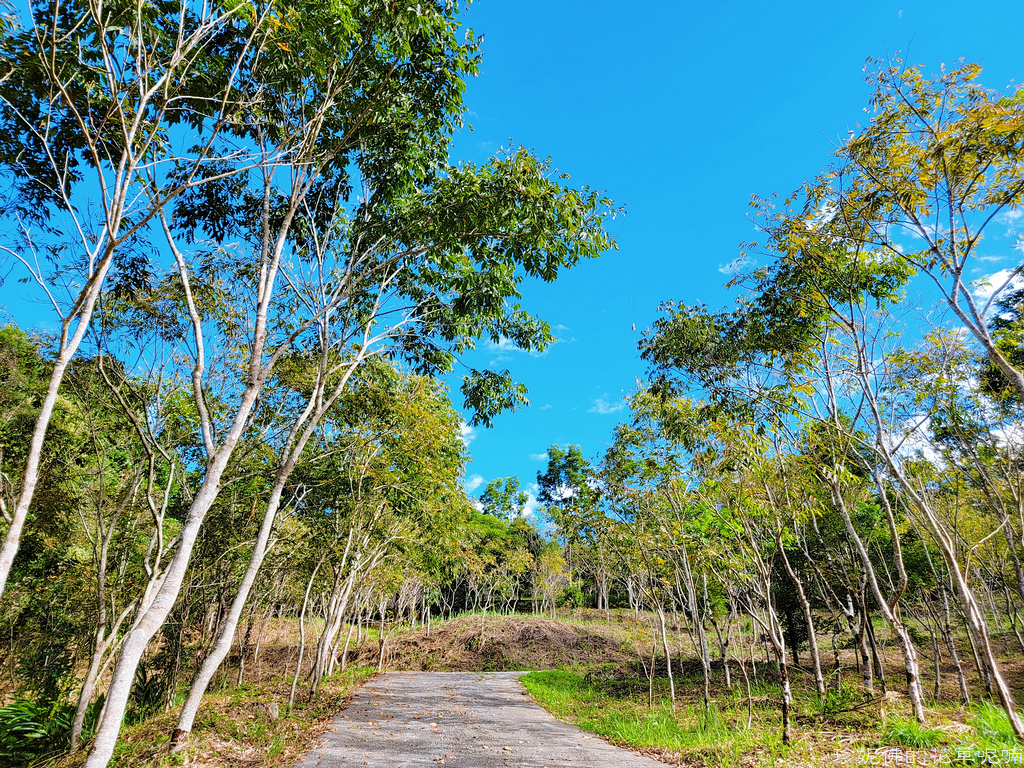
(295, 671), (667, 768)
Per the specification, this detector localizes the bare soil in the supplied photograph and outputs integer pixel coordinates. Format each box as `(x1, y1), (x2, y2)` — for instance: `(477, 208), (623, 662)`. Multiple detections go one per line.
(360, 613), (636, 673)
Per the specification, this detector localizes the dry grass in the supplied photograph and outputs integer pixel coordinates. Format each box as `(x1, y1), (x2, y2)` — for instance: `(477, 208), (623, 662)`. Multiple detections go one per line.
(373, 612), (636, 673)
(38, 612), (1024, 768)
(48, 634), (374, 768)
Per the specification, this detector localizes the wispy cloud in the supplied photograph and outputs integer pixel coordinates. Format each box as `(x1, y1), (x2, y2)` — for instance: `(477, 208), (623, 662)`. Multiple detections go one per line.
(996, 209), (1023, 229)
(465, 474), (484, 494)
(486, 336), (548, 359)
(588, 396), (626, 415)
(486, 337), (518, 352)
(972, 268), (1024, 305)
(459, 421), (477, 445)
(529, 452), (549, 462)
(718, 257), (750, 275)
(553, 323), (576, 343)
(538, 404), (553, 411)
(522, 482), (542, 519)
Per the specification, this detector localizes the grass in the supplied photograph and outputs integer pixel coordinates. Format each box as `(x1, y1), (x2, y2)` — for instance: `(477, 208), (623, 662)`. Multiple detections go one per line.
(882, 716), (945, 748)
(520, 659), (1023, 768)
(521, 669), (779, 768)
(35, 610), (1024, 768)
(50, 664), (375, 768)
(948, 702), (1022, 764)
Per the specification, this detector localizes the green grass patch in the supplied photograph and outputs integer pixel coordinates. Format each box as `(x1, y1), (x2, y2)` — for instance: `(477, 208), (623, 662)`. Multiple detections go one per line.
(972, 702), (1019, 749)
(948, 702), (1021, 764)
(520, 670), (780, 768)
(882, 716), (944, 748)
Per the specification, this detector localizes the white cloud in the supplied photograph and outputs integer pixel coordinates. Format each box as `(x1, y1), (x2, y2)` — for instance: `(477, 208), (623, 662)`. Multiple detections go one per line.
(718, 257), (750, 275)
(529, 452), (549, 462)
(972, 268), (1024, 305)
(486, 337), (517, 352)
(886, 415), (943, 468)
(538, 403), (553, 411)
(459, 421), (476, 445)
(588, 396), (626, 415)
(553, 324), (576, 343)
(486, 336), (549, 358)
(546, 482), (574, 503)
(522, 483), (541, 519)
(805, 202), (838, 230)
(993, 422), (1024, 450)
(465, 474), (484, 494)
(996, 209), (1023, 228)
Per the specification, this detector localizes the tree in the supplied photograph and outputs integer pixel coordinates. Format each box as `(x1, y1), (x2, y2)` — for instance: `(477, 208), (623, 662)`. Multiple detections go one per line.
(479, 477), (528, 521)
(640, 58), (1024, 738)
(0, 0), (275, 601)
(756, 60), (1024, 398)
(0, 332), (182, 747)
(43, 3), (616, 763)
(982, 276), (1024, 401)
(537, 445), (604, 594)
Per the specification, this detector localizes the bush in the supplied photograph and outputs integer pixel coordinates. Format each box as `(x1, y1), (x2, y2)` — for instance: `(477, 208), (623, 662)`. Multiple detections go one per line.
(0, 697), (73, 768)
(557, 584), (586, 609)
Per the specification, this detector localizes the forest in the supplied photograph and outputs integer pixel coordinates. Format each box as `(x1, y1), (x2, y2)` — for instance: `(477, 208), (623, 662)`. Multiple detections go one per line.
(0, 2), (1023, 768)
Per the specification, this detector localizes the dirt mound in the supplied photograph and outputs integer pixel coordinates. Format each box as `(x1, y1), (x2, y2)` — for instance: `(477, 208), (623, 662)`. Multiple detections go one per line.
(366, 614), (635, 673)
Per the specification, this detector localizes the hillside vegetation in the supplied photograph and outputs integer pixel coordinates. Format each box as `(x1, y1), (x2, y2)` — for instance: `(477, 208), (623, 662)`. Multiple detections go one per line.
(34, 608), (1024, 768)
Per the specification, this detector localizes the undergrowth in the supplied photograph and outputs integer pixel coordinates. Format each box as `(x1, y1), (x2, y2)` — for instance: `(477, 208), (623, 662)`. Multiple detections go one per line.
(0, 698), (75, 768)
(949, 702), (1021, 764)
(48, 664), (375, 768)
(882, 716), (944, 748)
(521, 669), (779, 768)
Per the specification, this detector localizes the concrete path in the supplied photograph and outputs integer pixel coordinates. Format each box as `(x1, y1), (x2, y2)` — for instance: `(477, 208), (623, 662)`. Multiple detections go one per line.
(296, 671), (667, 768)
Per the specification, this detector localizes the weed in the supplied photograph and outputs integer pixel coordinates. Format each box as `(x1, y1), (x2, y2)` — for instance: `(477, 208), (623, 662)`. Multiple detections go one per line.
(521, 670), (778, 768)
(883, 716), (943, 748)
(947, 702), (1020, 765)
(972, 702), (1019, 749)
(267, 735), (285, 759)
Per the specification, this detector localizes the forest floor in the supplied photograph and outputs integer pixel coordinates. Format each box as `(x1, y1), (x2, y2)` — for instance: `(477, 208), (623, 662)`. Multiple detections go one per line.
(47, 610), (1024, 768)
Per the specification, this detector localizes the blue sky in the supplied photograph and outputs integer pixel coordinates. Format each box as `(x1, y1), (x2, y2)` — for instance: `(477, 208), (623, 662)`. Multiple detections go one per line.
(449, 0), (1024, 513)
(1, 2), (1020, 518)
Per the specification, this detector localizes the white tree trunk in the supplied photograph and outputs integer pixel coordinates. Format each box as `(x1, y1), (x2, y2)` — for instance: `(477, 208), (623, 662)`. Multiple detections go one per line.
(0, 270), (111, 598)
(84, 356), (266, 768)
(827, 477), (927, 722)
(170, 483), (286, 749)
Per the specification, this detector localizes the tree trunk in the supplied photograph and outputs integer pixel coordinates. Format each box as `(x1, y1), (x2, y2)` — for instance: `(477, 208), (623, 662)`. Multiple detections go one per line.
(780, 659), (793, 746)
(656, 603), (676, 711)
(941, 590), (971, 704)
(171, 481), (290, 750)
(827, 478), (925, 722)
(340, 623), (356, 672)
(288, 554), (325, 712)
(864, 609), (887, 694)
(0, 256), (114, 601)
(777, 539), (825, 697)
